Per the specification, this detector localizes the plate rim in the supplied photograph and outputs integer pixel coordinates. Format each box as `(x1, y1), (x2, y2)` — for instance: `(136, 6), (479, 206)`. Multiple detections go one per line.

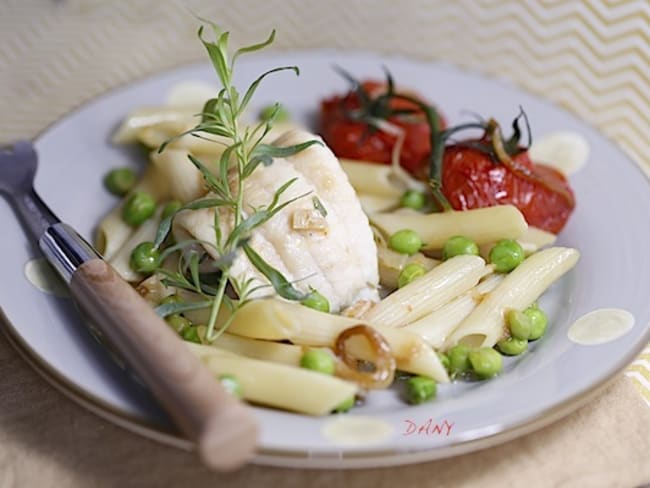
(4, 50), (650, 469)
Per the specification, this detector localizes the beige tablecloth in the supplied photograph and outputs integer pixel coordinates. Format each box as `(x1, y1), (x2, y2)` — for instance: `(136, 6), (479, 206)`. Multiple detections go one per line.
(1, 1), (649, 486)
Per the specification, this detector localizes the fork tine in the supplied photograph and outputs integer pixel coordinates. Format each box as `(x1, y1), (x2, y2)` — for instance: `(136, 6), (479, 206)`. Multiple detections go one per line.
(14, 141), (37, 160)
(0, 141), (36, 166)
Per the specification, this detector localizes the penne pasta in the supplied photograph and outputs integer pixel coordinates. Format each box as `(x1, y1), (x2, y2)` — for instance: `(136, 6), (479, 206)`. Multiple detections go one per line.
(479, 225), (557, 259)
(95, 163), (171, 259)
(358, 194), (400, 214)
(211, 333), (305, 367)
(519, 226), (557, 249)
(404, 273), (504, 349)
(95, 207), (133, 261)
(150, 148), (207, 203)
(111, 107), (196, 145)
(445, 247), (580, 349)
(376, 243), (439, 290)
(137, 121), (303, 156)
(340, 159), (405, 198)
(187, 343), (358, 415)
(217, 298), (449, 382)
(370, 205), (528, 250)
(361, 254), (487, 327)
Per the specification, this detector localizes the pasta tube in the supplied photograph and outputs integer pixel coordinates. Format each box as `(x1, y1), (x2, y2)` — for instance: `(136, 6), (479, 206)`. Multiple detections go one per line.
(138, 121), (302, 156)
(187, 343), (358, 415)
(95, 163), (170, 259)
(361, 254), (487, 327)
(404, 273), (504, 349)
(370, 205), (528, 250)
(220, 299), (449, 382)
(112, 107), (195, 144)
(339, 159), (405, 198)
(377, 244), (439, 290)
(211, 333), (305, 367)
(358, 194), (400, 214)
(479, 226), (557, 258)
(150, 148), (206, 203)
(445, 247), (580, 348)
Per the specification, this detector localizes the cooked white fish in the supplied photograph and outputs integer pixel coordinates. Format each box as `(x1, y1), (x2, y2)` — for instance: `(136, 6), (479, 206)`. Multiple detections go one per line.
(174, 129), (379, 312)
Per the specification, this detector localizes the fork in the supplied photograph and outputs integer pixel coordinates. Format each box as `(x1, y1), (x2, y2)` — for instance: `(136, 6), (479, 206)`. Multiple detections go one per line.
(0, 142), (257, 470)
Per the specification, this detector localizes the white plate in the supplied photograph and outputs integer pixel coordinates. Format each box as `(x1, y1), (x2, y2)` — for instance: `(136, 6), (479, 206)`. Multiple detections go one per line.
(1, 51), (649, 469)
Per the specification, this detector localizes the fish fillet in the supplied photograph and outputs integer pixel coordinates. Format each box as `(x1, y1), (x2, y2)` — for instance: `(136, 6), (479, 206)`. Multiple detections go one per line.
(173, 129), (379, 311)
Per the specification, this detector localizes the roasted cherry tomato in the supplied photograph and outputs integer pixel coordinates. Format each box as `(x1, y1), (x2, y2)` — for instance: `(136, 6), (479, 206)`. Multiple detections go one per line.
(320, 80), (445, 177)
(441, 143), (575, 233)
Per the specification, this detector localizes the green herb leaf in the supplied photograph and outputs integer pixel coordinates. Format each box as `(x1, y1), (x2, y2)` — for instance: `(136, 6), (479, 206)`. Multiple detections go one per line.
(225, 177), (303, 247)
(155, 299), (214, 318)
(188, 250), (202, 293)
(157, 238), (219, 264)
(199, 25), (231, 89)
(201, 98), (219, 123)
(250, 139), (322, 160)
(187, 154), (230, 200)
(239, 66), (300, 115)
(312, 196), (328, 217)
(153, 197), (232, 249)
(242, 154), (273, 179)
(233, 29), (276, 64)
(218, 142), (242, 198)
(242, 243), (307, 301)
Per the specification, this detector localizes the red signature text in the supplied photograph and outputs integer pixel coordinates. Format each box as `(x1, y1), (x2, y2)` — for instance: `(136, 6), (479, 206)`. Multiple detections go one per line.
(402, 418), (454, 437)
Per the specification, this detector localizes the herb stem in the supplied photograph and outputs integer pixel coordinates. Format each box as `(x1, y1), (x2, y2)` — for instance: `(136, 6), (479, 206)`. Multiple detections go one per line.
(205, 270), (230, 341)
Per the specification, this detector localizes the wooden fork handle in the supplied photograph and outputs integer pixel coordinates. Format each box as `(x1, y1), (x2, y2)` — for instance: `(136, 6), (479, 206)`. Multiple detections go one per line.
(70, 258), (258, 470)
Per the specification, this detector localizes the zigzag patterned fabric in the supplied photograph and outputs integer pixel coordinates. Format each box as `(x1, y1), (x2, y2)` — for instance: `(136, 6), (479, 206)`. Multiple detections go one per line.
(1, 0), (649, 403)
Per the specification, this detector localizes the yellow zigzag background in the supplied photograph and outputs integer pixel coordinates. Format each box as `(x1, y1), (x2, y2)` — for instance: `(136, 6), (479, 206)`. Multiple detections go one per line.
(1, 0), (649, 403)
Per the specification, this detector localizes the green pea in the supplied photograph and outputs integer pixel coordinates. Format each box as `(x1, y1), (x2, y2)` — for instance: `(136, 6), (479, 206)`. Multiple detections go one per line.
(489, 239), (525, 273)
(468, 348), (503, 379)
(506, 309), (532, 340)
(497, 337), (528, 356)
(181, 325), (202, 344)
(219, 374), (243, 399)
(161, 200), (182, 219)
(259, 103), (290, 122)
(130, 241), (160, 274)
(398, 262), (426, 288)
(442, 235), (479, 260)
(447, 344), (471, 376)
(122, 191), (156, 226)
(104, 167), (136, 196)
(437, 351), (450, 372)
(388, 229), (422, 255)
(525, 305), (548, 340)
(400, 190), (427, 210)
(300, 349), (335, 375)
(301, 289), (330, 313)
(405, 376), (437, 405)
(166, 314), (191, 333)
(332, 396), (355, 413)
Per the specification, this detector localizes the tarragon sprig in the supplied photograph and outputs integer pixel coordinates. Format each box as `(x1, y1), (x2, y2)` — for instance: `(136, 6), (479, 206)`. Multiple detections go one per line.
(154, 22), (320, 341)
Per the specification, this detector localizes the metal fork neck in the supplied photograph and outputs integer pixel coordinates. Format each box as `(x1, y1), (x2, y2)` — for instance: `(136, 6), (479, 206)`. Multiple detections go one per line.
(6, 188), (60, 243)
(39, 223), (100, 283)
